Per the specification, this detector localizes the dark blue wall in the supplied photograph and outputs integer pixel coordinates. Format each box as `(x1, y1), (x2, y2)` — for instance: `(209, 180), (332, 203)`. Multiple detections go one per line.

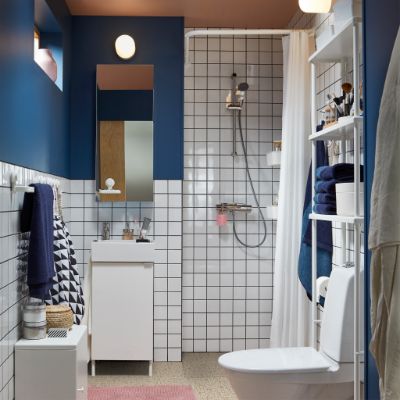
(69, 17), (184, 180)
(364, 1), (400, 398)
(0, 0), (71, 177)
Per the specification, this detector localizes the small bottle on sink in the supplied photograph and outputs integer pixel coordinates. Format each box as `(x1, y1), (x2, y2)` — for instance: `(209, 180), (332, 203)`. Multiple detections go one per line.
(122, 222), (134, 240)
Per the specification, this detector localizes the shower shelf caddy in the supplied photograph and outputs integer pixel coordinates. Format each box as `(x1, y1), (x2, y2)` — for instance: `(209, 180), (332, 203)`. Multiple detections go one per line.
(266, 150), (281, 167)
(308, 17), (363, 400)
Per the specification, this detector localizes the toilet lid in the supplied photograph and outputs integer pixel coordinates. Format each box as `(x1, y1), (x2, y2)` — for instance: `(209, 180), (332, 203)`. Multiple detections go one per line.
(218, 347), (334, 374)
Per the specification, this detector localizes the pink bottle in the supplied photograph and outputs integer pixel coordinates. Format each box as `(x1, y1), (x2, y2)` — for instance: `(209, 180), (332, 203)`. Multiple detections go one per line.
(216, 211), (228, 226)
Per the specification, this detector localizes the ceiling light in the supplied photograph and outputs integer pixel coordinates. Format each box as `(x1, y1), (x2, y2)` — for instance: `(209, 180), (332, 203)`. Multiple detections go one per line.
(299, 0), (332, 13)
(115, 35), (136, 60)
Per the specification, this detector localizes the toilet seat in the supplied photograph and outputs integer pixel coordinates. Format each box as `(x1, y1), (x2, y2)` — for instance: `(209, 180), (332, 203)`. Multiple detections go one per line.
(219, 347), (334, 374)
(219, 348), (355, 385)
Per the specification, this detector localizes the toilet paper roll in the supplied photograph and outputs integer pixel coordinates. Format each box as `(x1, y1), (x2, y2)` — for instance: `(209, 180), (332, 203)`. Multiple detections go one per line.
(316, 276), (330, 299)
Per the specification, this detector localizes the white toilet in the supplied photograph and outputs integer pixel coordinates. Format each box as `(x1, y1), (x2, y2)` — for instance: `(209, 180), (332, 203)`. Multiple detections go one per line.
(219, 266), (362, 400)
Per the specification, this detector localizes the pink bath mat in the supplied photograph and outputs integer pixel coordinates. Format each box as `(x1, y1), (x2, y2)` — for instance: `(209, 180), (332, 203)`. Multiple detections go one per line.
(88, 385), (197, 400)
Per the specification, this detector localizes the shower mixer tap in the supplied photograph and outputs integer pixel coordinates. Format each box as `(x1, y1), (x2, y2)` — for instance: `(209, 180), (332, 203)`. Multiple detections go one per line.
(216, 203), (253, 213)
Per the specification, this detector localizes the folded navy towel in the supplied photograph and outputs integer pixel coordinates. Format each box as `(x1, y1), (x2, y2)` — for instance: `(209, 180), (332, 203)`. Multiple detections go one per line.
(313, 204), (337, 215)
(314, 193), (336, 204)
(21, 184), (55, 300)
(316, 163), (364, 182)
(315, 179), (336, 194)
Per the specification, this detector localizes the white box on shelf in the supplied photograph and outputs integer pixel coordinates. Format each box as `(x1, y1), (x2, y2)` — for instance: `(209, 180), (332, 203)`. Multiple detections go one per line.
(336, 182), (364, 216)
(333, 0), (362, 31)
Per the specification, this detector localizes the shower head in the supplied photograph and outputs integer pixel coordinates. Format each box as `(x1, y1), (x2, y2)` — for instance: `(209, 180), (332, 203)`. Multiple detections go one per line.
(226, 76), (249, 110)
(237, 82), (249, 92)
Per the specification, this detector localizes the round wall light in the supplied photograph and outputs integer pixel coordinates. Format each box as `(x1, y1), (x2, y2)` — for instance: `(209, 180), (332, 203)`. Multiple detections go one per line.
(115, 34), (136, 59)
(299, 0), (332, 13)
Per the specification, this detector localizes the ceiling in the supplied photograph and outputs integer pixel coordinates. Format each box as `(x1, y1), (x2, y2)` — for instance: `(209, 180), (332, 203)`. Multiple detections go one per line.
(65, 0), (299, 29)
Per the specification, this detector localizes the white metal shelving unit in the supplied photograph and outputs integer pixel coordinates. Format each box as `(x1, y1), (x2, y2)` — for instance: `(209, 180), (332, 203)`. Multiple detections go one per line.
(309, 17), (363, 400)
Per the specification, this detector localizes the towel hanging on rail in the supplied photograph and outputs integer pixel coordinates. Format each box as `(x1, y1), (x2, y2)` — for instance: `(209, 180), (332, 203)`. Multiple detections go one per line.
(20, 184), (55, 300)
(46, 215), (85, 324)
(298, 141), (333, 306)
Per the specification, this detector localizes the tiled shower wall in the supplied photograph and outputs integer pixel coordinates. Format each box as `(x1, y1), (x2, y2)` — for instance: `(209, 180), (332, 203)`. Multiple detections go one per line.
(182, 30), (283, 352)
(66, 180), (183, 362)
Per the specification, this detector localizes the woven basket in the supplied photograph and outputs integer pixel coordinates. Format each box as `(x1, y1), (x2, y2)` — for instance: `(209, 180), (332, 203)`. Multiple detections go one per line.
(46, 305), (74, 330)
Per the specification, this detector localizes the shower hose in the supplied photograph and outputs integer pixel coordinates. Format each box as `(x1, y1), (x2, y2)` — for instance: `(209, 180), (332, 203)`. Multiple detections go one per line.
(232, 110), (268, 248)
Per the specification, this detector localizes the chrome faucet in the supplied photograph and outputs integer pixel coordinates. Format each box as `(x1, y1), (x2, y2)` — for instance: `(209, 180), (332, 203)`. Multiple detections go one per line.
(102, 222), (110, 240)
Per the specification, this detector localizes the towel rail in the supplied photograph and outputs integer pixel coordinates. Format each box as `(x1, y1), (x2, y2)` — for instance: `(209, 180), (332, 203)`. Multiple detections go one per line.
(10, 173), (60, 193)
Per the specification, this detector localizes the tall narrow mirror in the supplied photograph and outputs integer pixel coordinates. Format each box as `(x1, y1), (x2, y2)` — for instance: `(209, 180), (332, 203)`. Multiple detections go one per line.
(96, 64), (154, 202)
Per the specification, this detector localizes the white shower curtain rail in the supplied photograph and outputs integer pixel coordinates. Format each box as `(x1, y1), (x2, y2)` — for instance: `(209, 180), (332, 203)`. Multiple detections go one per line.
(185, 28), (314, 63)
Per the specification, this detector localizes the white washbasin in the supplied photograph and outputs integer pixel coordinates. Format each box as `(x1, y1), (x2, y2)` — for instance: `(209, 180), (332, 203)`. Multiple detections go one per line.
(91, 240), (155, 263)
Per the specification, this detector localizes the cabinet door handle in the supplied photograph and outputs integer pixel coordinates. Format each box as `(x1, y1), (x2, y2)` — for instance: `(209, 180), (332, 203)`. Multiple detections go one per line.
(77, 387), (85, 392)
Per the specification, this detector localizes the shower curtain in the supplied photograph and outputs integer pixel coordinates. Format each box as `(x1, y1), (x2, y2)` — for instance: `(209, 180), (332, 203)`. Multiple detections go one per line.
(270, 32), (313, 347)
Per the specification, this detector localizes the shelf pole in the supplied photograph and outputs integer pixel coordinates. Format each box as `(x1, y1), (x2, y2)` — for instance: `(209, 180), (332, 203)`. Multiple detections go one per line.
(354, 222), (361, 400)
(352, 20), (361, 400)
(311, 169), (318, 349)
(341, 223), (347, 265)
(311, 62), (318, 349)
(353, 25), (361, 119)
(311, 63), (317, 134)
(353, 23), (361, 218)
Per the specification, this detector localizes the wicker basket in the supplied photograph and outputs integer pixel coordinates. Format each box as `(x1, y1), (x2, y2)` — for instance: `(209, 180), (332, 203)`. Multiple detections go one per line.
(46, 305), (74, 330)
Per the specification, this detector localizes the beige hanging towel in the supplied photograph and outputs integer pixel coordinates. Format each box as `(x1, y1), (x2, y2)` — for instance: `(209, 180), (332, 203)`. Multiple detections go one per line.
(369, 26), (400, 400)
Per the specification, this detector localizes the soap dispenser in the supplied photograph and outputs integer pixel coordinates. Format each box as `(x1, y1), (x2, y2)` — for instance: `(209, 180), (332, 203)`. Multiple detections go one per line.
(102, 222), (110, 240)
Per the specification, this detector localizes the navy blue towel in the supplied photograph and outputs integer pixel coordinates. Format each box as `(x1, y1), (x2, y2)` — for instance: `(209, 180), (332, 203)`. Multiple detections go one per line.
(315, 180), (336, 194)
(316, 163), (364, 182)
(298, 141), (333, 306)
(314, 193), (336, 204)
(313, 204), (337, 215)
(303, 142), (333, 252)
(298, 204), (332, 306)
(21, 184), (55, 300)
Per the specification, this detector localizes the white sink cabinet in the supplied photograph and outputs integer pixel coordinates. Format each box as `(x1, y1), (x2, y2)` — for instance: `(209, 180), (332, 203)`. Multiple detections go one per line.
(90, 241), (155, 376)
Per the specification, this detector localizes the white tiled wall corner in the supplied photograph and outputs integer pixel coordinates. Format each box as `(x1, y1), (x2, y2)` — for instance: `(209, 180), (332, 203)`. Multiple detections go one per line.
(0, 161), (70, 399)
(183, 29), (282, 352)
(66, 179), (182, 362)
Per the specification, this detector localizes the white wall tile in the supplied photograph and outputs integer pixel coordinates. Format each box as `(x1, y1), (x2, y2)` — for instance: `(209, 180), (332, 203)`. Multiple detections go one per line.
(182, 30), (282, 353)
